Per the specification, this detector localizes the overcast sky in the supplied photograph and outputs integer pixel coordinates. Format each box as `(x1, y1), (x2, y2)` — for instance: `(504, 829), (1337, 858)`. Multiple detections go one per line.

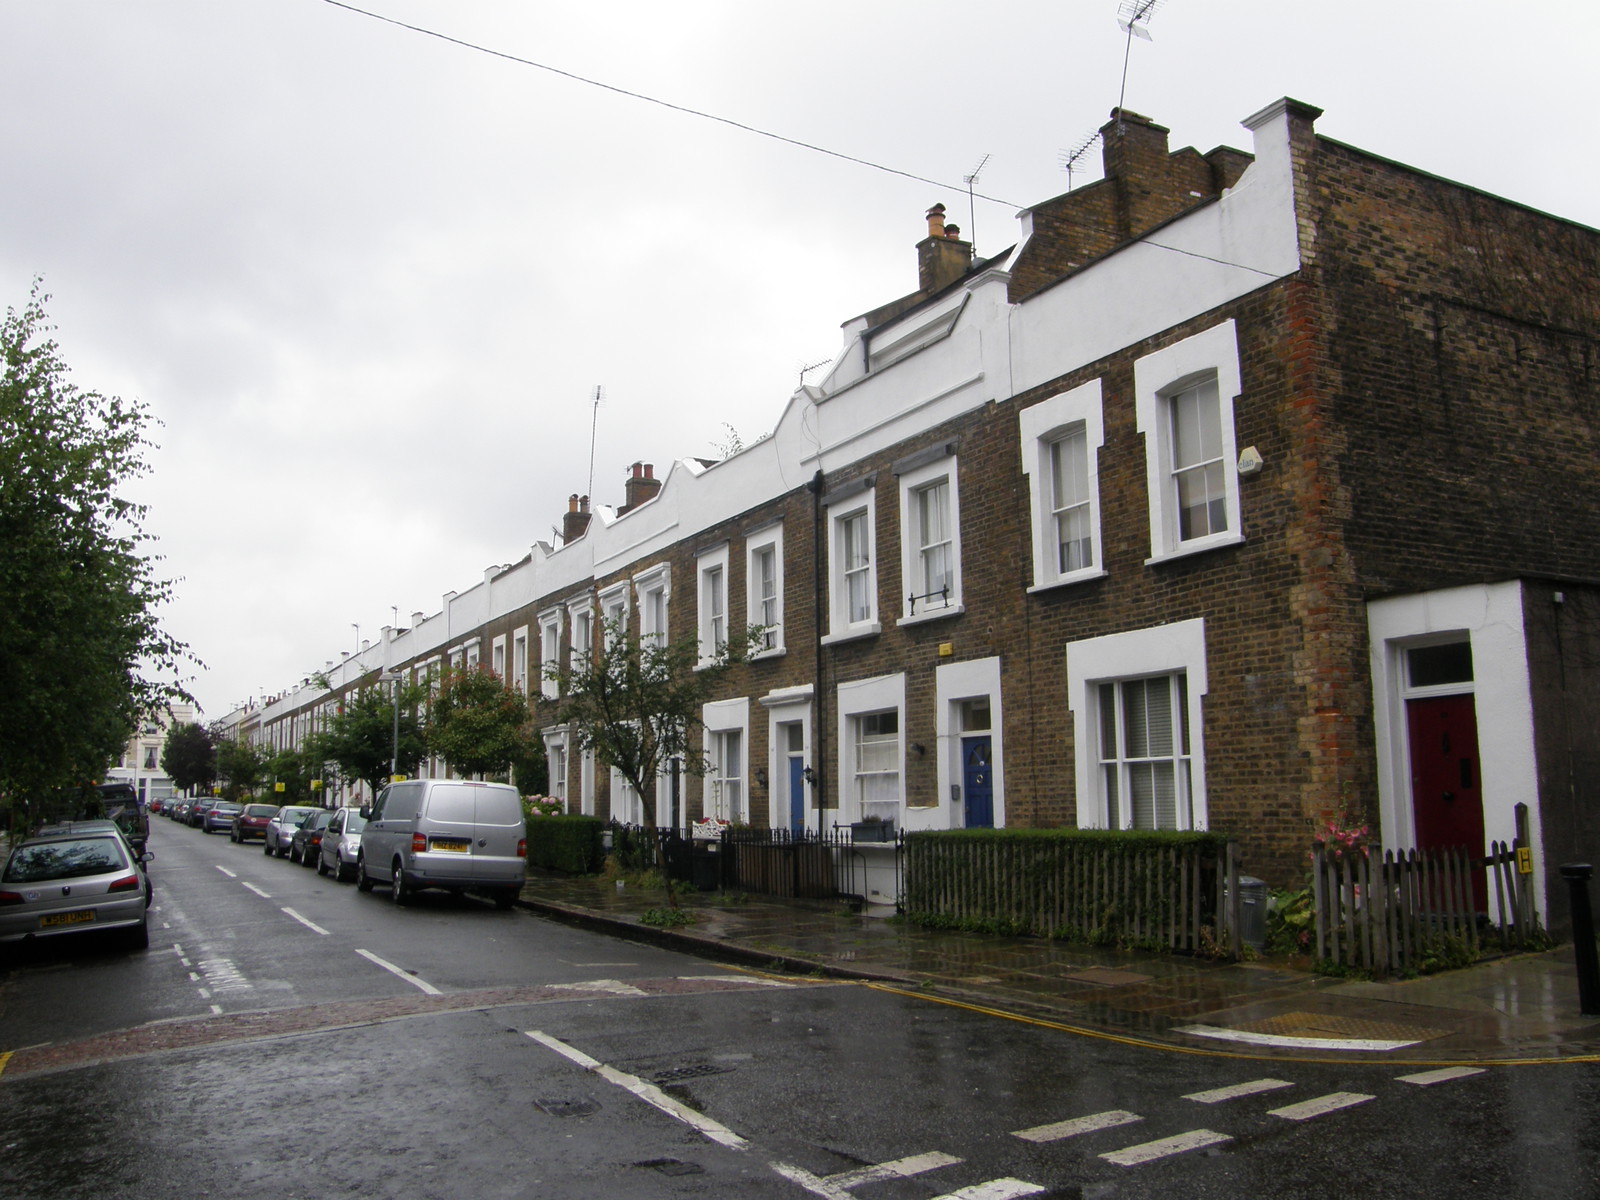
(3, 1), (1596, 723)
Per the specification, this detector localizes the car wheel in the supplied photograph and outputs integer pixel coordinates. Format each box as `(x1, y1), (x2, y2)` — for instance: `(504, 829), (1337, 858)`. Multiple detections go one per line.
(126, 921), (150, 951)
(356, 858), (374, 893)
(302, 847), (317, 868)
(263, 839), (273, 856)
(276, 842), (289, 858)
(288, 845), (300, 864)
(337, 860), (355, 884)
(230, 830), (238, 843)
(315, 853), (329, 877)
(494, 890), (516, 911)
(391, 861), (411, 906)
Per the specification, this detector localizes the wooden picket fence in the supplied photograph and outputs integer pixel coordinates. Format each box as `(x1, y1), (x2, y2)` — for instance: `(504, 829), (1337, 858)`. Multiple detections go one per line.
(902, 830), (1243, 954)
(1313, 839), (1542, 975)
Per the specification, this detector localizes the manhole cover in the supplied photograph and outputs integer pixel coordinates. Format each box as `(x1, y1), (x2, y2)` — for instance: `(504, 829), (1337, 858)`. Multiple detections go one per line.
(534, 1098), (600, 1118)
(652, 1063), (733, 1084)
(636, 1158), (704, 1176)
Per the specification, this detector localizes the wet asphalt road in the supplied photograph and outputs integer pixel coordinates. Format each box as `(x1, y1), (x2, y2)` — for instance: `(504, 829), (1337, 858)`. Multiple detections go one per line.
(4, 819), (1600, 1199)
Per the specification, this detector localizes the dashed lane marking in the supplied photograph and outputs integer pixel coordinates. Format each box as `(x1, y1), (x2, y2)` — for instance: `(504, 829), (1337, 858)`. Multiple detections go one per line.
(354, 949), (442, 995)
(282, 908), (330, 936)
(1012, 1110), (1141, 1143)
(1268, 1092), (1375, 1121)
(241, 882), (271, 899)
(1100, 1129), (1232, 1167)
(930, 1181), (1046, 1200)
(214, 866), (236, 878)
(525, 1029), (749, 1150)
(1183, 1078), (1295, 1104)
(1398, 1066), (1486, 1086)
(772, 1152), (963, 1199)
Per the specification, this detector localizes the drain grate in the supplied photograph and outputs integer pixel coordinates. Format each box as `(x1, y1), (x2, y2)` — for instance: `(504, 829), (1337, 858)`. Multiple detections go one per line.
(533, 1098), (600, 1118)
(651, 1063), (733, 1084)
(636, 1158), (704, 1176)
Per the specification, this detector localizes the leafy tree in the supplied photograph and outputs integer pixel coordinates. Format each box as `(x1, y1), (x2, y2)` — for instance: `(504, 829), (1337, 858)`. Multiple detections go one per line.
(506, 735), (549, 797)
(425, 664), (534, 780)
(161, 722), (217, 794)
(0, 283), (193, 826)
(265, 745), (320, 805)
(216, 737), (273, 802)
(314, 680), (428, 800)
(541, 617), (753, 836)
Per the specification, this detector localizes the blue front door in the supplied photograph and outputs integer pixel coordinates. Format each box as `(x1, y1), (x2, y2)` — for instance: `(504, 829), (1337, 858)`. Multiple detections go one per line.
(788, 755), (806, 834)
(962, 736), (993, 828)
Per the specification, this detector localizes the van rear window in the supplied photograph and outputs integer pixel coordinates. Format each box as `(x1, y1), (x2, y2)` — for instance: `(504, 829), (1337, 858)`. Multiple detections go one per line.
(423, 785), (479, 824)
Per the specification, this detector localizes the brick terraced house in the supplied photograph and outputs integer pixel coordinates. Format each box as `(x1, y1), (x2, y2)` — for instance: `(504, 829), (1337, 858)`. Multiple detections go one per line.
(241, 98), (1600, 919)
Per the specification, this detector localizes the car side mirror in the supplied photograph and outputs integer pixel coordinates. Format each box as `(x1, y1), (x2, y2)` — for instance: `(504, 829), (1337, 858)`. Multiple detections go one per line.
(140, 851), (155, 863)
(360, 806), (372, 819)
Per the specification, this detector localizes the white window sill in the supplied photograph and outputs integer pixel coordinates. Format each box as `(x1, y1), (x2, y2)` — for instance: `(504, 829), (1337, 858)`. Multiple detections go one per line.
(821, 622), (882, 647)
(749, 646), (787, 662)
(1145, 532), (1244, 567)
(898, 603), (966, 628)
(1027, 569), (1107, 595)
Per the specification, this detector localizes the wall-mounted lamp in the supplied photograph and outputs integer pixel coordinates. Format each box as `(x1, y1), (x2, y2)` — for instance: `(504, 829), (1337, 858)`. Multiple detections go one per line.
(909, 742), (926, 757)
(754, 767), (768, 790)
(802, 765), (818, 787)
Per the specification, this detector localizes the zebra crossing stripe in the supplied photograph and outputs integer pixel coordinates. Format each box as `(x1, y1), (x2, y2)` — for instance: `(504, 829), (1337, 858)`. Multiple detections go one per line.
(829, 1152), (962, 1188)
(1184, 1078), (1294, 1104)
(1397, 1066), (1485, 1086)
(928, 1180), (1047, 1200)
(1012, 1109), (1142, 1142)
(1268, 1092), (1375, 1121)
(1100, 1129), (1232, 1167)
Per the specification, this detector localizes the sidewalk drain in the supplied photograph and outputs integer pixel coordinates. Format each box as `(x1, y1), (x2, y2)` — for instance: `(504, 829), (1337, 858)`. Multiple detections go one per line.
(636, 1158), (703, 1176)
(534, 1098), (600, 1118)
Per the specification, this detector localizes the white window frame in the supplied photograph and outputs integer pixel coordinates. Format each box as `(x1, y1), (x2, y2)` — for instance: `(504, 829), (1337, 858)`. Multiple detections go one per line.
(491, 634), (507, 681)
(598, 582), (629, 649)
(702, 697), (750, 823)
(464, 637), (481, 671)
(1135, 320), (1244, 563)
(897, 455), (963, 624)
(1020, 379), (1107, 591)
(836, 673), (905, 823)
(512, 625), (529, 694)
(542, 726), (569, 807)
(1065, 618), (1209, 831)
(746, 524), (785, 657)
(824, 489), (880, 644)
(634, 562), (671, 647)
(609, 766), (642, 827)
(697, 544), (731, 667)
(537, 607), (564, 700)
(567, 599), (594, 670)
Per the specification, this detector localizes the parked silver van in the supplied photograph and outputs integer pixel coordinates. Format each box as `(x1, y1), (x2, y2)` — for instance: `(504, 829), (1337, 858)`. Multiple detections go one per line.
(356, 779), (526, 908)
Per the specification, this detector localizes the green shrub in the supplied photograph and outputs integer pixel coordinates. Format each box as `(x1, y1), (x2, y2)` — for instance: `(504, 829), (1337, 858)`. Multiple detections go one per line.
(525, 814), (605, 874)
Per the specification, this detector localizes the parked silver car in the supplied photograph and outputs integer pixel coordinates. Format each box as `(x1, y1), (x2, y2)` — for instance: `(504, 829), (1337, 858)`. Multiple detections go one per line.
(0, 829), (151, 950)
(356, 779), (525, 908)
(316, 807), (366, 882)
(263, 805), (321, 858)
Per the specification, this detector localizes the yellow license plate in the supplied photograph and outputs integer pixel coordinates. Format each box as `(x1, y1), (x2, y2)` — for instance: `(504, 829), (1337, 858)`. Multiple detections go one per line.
(41, 910), (96, 928)
(431, 839), (470, 853)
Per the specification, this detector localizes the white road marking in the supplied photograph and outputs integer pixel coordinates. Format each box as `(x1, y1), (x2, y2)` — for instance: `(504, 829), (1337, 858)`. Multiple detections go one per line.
(930, 1180), (1047, 1200)
(1100, 1129), (1232, 1167)
(241, 882), (271, 899)
(678, 974), (796, 987)
(188, 972), (201, 982)
(548, 978), (647, 996)
(525, 1030), (749, 1150)
(1184, 1078), (1295, 1104)
(281, 907), (330, 936)
(829, 1151), (963, 1188)
(209, 1004), (223, 1015)
(1269, 1092), (1375, 1121)
(214, 866), (237, 878)
(1398, 1066), (1485, 1086)
(1012, 1110), (1142, 1142)
(354, 949), (443, 995)
(1177, 1024), (1420, 1051)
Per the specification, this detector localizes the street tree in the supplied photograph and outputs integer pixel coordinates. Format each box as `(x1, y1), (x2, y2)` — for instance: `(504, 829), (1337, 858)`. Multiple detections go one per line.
(425, 664), (535, 780)
(0, 284), (193, 825)
(161, 722), (217, 794)
(216, 737), (273, 802)
(315, 680), (429, 800)
(541, 617), (754, 836)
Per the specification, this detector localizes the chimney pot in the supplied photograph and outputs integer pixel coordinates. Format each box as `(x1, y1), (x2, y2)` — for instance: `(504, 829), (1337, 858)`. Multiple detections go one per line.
(925, 203), (947, 239)
(945, 223), (961, 240)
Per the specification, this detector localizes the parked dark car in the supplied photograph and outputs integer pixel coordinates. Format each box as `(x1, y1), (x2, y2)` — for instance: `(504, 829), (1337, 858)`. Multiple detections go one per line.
(230, 803), (279, 843)
(203, 802), (243, 834)
(187, 798), (219, 828)
(290, 810), (333, 866)
(264, 805), (322, 857)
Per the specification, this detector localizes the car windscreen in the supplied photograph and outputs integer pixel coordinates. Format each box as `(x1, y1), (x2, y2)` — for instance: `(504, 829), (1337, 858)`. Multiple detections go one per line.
(5, 838), (128, 883)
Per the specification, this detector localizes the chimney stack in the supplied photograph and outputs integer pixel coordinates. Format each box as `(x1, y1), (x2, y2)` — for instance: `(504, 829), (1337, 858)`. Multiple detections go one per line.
(562, 493), (592, 542)
(621, 462), (662, 514)
(917, 203), (973, 294)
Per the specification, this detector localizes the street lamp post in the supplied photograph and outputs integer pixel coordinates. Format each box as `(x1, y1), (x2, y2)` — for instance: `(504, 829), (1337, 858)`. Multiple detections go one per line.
(378, 669), (401, 781)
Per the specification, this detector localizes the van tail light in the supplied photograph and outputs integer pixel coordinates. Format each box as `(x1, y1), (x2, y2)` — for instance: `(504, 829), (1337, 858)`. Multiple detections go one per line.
(107, 874), (142, 893)
(517, 838), (526, 858)
(412, 833), (428, 854)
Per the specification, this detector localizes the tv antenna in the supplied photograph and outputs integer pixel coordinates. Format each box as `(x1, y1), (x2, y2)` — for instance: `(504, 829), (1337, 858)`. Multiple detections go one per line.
(1115, 0), (1164, 132)
(797, 357), (832, 387)
(963, 153), (990, 252)
(586, 385), (604, 504)
(1059, 128), (1102, 190)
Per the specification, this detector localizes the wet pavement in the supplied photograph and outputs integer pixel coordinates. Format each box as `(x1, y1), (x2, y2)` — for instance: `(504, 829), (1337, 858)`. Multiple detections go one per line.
(518, 870), (1600, 1064)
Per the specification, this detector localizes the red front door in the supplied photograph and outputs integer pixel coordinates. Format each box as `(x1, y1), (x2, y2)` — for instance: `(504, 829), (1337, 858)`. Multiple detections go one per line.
(1406, 693), (1487, 909)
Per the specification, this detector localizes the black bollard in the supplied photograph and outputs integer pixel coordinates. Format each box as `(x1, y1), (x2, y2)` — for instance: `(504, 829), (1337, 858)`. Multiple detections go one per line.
(1561, 863), (1600, 1017)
